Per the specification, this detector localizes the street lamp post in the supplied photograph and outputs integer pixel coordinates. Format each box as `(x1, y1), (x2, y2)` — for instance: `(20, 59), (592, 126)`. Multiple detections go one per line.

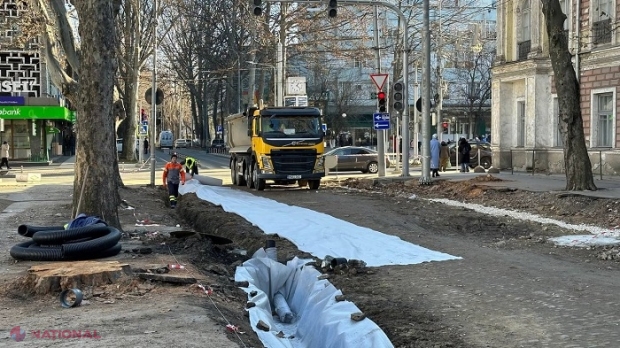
(149, 0), (158, 187)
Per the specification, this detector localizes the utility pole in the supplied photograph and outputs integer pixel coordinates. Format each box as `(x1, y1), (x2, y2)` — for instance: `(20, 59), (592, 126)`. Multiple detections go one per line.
(149, 0), (158, 186)
(420, 0), (432, 184)
(374, 5), (386, 177)
(437, 0), (443, 143)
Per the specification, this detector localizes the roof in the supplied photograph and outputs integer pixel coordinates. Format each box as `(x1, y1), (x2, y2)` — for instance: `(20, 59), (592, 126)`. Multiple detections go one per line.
(260, 107), (321, 117)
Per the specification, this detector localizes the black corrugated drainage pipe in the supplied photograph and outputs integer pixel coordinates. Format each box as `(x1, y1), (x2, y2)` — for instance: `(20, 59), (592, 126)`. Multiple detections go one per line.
(17, 225), (66, 238)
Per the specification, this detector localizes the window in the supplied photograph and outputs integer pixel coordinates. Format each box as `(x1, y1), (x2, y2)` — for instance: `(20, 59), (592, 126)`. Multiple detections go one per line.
(353, 59), (362, 68)
(468, 82), (481, 99)
(594, 92), (614, 147)
(593, 0), (612, 43)
(517, 101), (526, 146)
(518, 0), (531, 60)
(553, 97), (564, 147)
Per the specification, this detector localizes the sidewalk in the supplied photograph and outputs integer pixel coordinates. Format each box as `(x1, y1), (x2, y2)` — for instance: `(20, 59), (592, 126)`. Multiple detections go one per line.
(371, 167), (620, 199)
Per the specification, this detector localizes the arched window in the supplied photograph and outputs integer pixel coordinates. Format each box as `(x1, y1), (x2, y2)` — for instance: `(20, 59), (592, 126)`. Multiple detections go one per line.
(518, 0), (531, 60)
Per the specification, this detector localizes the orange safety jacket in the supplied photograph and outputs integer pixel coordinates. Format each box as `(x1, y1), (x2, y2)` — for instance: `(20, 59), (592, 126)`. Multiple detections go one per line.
(162, 162), (186, 185)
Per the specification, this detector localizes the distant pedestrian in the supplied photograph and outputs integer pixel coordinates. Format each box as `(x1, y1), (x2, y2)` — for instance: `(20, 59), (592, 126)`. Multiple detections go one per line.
(1, 141), (11, 170)
(144, 138), (149, 154)
(439, 141), (449, 172)
(430, 134), (440, 177)
(162, 153), (186, 208)
(458, 138), (471, 172)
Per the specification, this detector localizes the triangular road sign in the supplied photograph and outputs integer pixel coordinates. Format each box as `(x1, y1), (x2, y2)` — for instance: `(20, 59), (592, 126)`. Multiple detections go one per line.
(370, 74), (388, 91)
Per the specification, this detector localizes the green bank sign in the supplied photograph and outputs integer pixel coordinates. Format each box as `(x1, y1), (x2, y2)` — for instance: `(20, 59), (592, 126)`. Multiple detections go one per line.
(0, 106), (73, 121)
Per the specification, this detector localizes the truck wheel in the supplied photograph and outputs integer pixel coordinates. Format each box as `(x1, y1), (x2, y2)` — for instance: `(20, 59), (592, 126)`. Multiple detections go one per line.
(253, 163), (265, 191)
(308, 180), (320, 190)
(230, 161), (238, 186)
(236, 161), (246, 186)
(245, 162), (254, 189)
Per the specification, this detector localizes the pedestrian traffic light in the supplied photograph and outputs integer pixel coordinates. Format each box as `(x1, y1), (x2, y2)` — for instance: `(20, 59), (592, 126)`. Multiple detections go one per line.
(253, 0), (262, 16)
(328, 0), (337, 17)
(392, 82), (404, 112)
(377, 91), (386, 112)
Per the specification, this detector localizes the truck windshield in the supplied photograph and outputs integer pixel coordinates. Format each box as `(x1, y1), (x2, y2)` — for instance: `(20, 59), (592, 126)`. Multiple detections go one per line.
(261, 116), (321, 138)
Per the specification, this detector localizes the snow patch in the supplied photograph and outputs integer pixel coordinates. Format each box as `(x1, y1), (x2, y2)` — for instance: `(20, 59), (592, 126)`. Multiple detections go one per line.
(428, 198), (620, 247)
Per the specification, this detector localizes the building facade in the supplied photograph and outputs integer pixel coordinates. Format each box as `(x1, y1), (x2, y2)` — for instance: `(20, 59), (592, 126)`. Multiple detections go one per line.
(0, 0), (74, 161)
(492, 0), (620, 174)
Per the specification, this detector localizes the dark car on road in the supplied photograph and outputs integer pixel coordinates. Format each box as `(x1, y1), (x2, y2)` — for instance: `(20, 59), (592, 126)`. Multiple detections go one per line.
(448, 141), (492, 169)
(211, 138), (226, 148)
(324, 146), (390, 174)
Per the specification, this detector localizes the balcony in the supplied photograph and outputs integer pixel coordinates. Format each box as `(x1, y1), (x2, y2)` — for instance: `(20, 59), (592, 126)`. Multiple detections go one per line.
(517, 40), (531, 61)
(593, 19), (611, 44)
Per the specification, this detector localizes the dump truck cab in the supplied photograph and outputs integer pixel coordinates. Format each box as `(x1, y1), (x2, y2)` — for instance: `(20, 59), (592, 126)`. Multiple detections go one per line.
(227, 106), (325, 191)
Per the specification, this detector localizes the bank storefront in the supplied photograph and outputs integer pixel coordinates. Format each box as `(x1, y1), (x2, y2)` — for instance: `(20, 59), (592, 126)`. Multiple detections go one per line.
(0, 106), (75, 160)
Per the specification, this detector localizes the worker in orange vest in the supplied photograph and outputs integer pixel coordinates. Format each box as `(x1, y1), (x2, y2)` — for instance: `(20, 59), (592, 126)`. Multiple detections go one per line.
(162, 153), (186, 208)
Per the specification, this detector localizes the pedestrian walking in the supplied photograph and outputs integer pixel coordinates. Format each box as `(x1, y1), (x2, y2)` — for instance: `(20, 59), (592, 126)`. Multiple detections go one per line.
(1, 141), (11, 170)
(162, 153), (185, 208)
(430, 134), (440, 177)
(180, 156), (199, 178)
(439, 141), (449, 172)
(458, 138), (471, 172)
(144, 138), (149, 154)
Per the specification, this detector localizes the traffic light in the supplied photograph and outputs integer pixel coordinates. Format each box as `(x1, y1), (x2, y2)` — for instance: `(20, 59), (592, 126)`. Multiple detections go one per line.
(392, 82), (404, 112)
(253, 0), (262, 16)
(328, 0), (337, 18)
(377, 91), (386, 112)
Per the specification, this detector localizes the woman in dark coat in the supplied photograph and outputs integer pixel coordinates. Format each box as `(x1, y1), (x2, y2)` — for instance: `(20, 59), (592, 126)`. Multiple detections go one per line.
(458, 138), (471, 173)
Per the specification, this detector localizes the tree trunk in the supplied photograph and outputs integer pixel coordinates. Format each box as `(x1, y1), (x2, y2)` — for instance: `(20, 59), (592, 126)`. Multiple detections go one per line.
(72, 1), (121, 228)
(542, 0), (597, 190)
(121, 70), (139, 160)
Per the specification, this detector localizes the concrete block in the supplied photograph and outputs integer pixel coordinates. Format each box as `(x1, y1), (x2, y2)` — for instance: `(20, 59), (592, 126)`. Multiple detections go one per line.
(487, 167), (501, 174)
(473, 166), (486, 173)
(15, 173), (42, 182)
(193, 175), (223, 186)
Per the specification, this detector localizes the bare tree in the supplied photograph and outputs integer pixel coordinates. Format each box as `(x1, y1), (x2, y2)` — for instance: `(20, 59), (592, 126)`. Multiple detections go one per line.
(449, 41), (494, 138)
(541, 0), (596, 190)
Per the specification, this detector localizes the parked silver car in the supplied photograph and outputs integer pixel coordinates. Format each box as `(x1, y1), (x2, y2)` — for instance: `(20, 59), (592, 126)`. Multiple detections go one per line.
(324, 146), (390, 174)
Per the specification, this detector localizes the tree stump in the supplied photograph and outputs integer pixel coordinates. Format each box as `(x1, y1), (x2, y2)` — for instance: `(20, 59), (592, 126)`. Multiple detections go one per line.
(24, 261), (131, 295)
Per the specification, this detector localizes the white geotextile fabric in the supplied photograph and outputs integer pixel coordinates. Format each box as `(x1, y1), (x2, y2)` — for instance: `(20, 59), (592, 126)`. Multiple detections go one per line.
(235, 249), (394, 348)
(179, 180), (460, 267)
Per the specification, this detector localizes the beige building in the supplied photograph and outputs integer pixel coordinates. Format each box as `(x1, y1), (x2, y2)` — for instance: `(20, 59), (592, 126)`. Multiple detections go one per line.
(492, 0), (620, 175)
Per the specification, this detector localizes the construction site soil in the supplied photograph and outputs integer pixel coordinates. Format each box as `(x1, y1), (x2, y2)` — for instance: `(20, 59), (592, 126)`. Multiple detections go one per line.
(2, 175), (619, 347)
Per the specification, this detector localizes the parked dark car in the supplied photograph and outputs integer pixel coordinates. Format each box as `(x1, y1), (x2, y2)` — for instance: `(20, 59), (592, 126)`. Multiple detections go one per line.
(211, 138), (226, 148)
(448, 141), (492, 169)
(324, 146), (390, 174)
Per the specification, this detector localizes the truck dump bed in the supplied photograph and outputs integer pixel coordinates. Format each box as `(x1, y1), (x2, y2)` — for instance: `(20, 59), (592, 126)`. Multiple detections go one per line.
(225, 113), (251, 152)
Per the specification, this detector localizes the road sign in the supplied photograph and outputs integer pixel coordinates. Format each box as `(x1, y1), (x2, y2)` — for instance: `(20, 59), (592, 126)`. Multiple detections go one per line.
(139, 124), (148, 134)
(321, 123), (327, 132)
(142, 120), (148, 126)
(217, 125), (223, 134)
(373, 112), (390, 130)
(370, 73), (388, 91)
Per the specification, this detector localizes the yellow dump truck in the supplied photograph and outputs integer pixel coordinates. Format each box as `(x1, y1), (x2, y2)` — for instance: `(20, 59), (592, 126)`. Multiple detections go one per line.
(226, 105), (325, 191)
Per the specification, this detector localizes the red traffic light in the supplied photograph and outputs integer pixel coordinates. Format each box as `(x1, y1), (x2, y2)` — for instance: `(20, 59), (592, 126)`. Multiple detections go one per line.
(377, 91), (386, 100)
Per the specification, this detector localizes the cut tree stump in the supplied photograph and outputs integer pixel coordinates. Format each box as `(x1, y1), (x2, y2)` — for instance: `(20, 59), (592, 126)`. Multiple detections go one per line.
(25, 261), (132, 295)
